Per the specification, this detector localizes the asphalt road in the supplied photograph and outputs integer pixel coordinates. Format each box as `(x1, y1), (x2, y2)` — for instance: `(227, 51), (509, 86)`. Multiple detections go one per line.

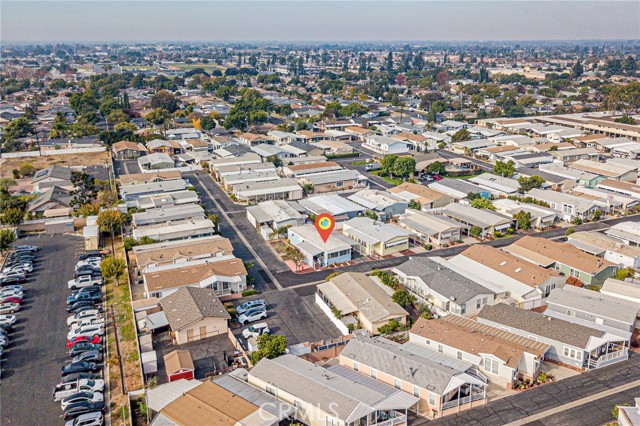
(0, 234), (85, 426)
(430, 352), (640, 426)
(438, 149), (494, 171)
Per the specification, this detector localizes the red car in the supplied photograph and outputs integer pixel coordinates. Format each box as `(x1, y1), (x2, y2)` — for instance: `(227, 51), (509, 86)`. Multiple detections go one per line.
(432, 175), (443, 181)
(67, 335), (101, 349)
(0, 296), (22, 304)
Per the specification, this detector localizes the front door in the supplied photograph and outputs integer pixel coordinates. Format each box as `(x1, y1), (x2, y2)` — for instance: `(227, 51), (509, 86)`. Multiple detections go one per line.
(186, 329), (194, 342)
(200, 326), (207, 339)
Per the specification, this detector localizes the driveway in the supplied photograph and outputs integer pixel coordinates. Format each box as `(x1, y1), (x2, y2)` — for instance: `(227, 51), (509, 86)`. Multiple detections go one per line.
(0, 234), (85, 426)
(113, 159), (141, 176)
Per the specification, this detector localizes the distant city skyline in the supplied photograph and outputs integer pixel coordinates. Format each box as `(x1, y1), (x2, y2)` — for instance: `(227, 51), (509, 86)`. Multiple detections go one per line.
(2, 1), (639, 43)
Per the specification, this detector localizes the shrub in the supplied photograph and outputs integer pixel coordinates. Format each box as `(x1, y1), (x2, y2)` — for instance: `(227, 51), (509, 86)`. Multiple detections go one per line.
(565, 227), (576, 237)
(612, 404), (630, 419)
(325, 271), (340, 282)
(378, 319), (402, 335)
(423, 243), (433, 251)
(469, 226), (482, 238)
(226, 307), (237, 317)
(242, 289), (257, 297)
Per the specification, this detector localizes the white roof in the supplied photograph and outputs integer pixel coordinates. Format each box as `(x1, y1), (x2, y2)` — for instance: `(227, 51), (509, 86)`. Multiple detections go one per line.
(146, 379), (201, 412)
(343, 217), (411, 245)
(298, 194), (365, 217)
(347, 189), (406, 211)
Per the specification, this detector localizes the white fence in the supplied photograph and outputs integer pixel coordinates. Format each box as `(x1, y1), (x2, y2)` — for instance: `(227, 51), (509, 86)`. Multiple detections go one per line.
(1, 147), (106, 158)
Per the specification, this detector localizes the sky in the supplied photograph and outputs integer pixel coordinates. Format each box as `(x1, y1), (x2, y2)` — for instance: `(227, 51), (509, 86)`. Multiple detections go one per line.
(2, 1), (639, 43)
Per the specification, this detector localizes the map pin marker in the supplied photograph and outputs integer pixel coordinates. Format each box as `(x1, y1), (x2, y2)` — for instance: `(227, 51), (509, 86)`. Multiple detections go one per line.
(315, 213), (335, 243)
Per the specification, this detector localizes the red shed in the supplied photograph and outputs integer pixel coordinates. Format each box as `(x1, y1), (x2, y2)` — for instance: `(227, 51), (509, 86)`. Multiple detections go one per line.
(164, 349), (195, 382)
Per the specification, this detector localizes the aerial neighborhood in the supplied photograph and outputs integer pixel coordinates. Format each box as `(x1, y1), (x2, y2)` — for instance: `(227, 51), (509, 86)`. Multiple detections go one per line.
(1, 34), (640, 426)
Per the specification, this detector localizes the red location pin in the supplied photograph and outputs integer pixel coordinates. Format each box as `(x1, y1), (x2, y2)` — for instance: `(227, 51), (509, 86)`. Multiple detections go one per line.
(315, 213), (336, 243)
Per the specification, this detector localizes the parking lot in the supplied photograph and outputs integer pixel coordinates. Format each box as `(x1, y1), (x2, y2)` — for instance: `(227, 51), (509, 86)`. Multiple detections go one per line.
(0, 234), (85, 426)
(231, 287), (343, 349)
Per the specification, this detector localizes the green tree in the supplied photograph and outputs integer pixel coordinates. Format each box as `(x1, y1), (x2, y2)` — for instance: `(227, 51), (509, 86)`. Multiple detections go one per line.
(428, 161), (446, 175)
(518, 175), (545, 193)
(571, 60), (584, 78)
(615, 267), (635, 281)
(0, 229), (16, 255)
(378, 319), (402, 335)
(470, 197), (496, 210)
(408, 199), (421, 210)
(494, 160), (516, 178)
(392, 289), (416, 308)
(469, 226), (483, 238)
(250, 334), (288, 364)
(223, 89), (273, 130)
(380, 154), (399, 177)
(0, 207), (24, 226)
(565, 227), (576, 237)
(200, 115), (216, 131)
(106, 109), (130, 125)
(100, 255), (126, 285)
(392, 157), (416, 180)
(150, 90), (179, 113)
(451, 128), (471, 142)
(145, 108), (172, 135)
(614, 115), (637, 125)
(69, 171), (98, 208)
(97, 209), (125, 255)
(3, 117), (34, 142)
(18, 162), (34, 177)
(208, 213), (221, 234)
(49, 112), (70, 139)
(513, 210), (532, 230)
(76, 202), (100, 218)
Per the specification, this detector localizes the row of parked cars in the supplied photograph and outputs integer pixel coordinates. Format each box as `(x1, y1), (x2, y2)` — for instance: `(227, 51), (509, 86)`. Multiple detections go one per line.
(54, 251), (106, 426)
(0, 245), (39, 360)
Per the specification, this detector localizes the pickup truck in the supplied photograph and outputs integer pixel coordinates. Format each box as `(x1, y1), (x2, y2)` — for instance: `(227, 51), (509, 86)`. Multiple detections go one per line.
(68, 275), (103, 290)
(53, 378), (104, 401)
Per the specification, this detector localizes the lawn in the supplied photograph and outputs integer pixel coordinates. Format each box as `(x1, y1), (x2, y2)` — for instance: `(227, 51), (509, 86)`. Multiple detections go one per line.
(351, 160), (368, 166)
(371, 171), (404, 185)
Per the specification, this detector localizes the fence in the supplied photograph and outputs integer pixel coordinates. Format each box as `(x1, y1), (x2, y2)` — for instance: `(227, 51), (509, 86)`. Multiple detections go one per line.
(1, 146), (106, 158)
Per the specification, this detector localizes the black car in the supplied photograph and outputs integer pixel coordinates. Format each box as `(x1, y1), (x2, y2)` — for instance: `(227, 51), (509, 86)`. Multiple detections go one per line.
(75, 268), (101, 279)
(71, 286), (102, 297)
(69, 342), (103, 356)
(61, 361), (98, 376)
(67, 301), (99, 313)
(78, 251), (103, 261)
(66, 293), (103, 305)
(63, 401), (106, 420)
(72, 350), (103, 363)
(71, 305), (103, 316)
(59, 372), (98, 383)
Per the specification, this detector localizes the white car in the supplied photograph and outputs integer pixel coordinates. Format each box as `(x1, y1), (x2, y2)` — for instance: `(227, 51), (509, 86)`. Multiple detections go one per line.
(0, 303), (20, 315)
(68, 276), (103, 290)
(237, 308), (267, 325)
(67, 325), (105, 340)
(67, 311), (102, 326)
(53, 379), (105, 401)
(70, 318), (105, 331)
(60, 391), (104, 410)
(0, 285), (23, 293)
(65, 412), (103, 426)
(0, 314), (16, 327)
(0, 289), (23, 299)
(242, 322), (270, 339)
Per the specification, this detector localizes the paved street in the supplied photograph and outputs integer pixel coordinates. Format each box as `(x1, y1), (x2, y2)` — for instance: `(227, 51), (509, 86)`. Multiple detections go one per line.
(438, 149), (494, 171)
(430, 352), (640, 426)
(0, 235), (85, 426)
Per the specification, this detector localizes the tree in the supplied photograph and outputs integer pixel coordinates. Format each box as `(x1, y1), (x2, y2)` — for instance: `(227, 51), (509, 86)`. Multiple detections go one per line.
(392, 157), (416, 180)
(494, 160), (516, 178)
(392, 289), (416, 308)
(571, 60), (584, 78)
(97, 209), (125, 255)
(285, 246), (303, 271)
(70, 171), (98, 208)
(380, 154), (399, 177)
(615, 267), (635, 281)
(150, 90), (179, 113)
(565, 227), (576, 237)
(378, 319), (402, 335)
(208, 213), (221, 234)
(451, 128), (471, 142)
(250, 334), (288, 364)
(0, 207), (24, 226)
(145, 108), (171, 134)
(200, 115), (216, 131)
(49, 112), (70, 139)
(470, 197), (496, 210)
(614, 115), (637, 125)
(3, 117), (34, 141)
(428, 161), (446, 175)
(469, 226), (483, 238)
(518, 175), (545, 193)
(408, 199), (421, 210)
(223, 89), (272, 130)
(98, 189), (118, 207)
(513, 210), (532, 230)
(100, 256), (126, 285)
(106, 109), (130, 125)
(18, 162), (34, 177)
(0, 229), (16, 255)
(76, 202), (100, 218)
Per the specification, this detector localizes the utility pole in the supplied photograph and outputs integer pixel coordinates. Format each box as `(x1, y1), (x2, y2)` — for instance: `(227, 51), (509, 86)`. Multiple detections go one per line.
(111, 304), (127, 395)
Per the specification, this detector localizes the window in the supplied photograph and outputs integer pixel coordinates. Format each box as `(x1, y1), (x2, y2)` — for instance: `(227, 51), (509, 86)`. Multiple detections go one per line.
(563, 347), (582, 361)
(570, 269), (579, 278)
(477, 299), (481, 309)
(336, 181), (344, 188)
(413, 386), (420, 397)
(353, 362), (360, 372)
(370, 369), (377, 379)
(461, 303), (466, 315)
(394, 378), (402, 389)
(566, 309), (576, 317)
(266, 386), (276, 396)
(483, 357), (500, 375)
(428, 392), (436, 406)
(437, 344), (444, 353)
(457, 351), (463, 360)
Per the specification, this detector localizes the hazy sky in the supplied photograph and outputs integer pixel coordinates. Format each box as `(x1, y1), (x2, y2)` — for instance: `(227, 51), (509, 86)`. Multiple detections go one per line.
(2, 1), (639, 43)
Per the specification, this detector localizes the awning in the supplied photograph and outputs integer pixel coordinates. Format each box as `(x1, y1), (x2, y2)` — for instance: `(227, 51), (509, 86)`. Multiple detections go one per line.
(145, 311), (169, 330)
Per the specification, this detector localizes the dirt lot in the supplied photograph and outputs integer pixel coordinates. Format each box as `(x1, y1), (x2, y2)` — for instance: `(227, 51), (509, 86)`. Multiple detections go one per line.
(0, 150), (110, 178)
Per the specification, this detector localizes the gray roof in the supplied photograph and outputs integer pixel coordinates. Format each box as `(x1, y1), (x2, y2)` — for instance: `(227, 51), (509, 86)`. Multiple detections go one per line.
(32, 165), (72, 183)
(546, 286), (639, 325)
(29, 185), (72, 211)
(442, 203), (513, 228)
(303, 169), (364, 186)
(516, 167), (568, 184)
(478, 303), (605, 348)
(340, 335), (475, 395)
(160, 286), (230, 331)
(430, 178), (482, 196)
(393, 257), (494, 304)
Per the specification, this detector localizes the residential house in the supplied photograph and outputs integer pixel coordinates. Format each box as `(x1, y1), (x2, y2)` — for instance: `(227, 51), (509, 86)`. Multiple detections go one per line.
(111, 140), (148, 159)
(618, 398), (640, 426)
(248, 354), (418, 426)
(539, 163), (603, 188)
(298, 169), (367, 194)
(449, 245), (565, 308)
(316, 272), (408, 335)
(339, 335), (488, 419)
(428, 179), (490, 201)
(133, 236), (234, 271)
(159, 287), (230, 344)
(388, 183), (455, 210)
(138, 153), (175, 171)
(364, 135), (411, 154)
(606, 222), (640, 247)
(396, 210), (463, 245)
(344, 126), (374, 141)
(246, 200), (307, 240)
(409, 316), (549, 388)
(287, 224), (353, 269)
(267, 130), (297, 144)
(134, 191), (200, 210)
(221, 169), (280, 191)
(568, 159), (638, 182)
(342, 217), (411, 256)
(477, 303), (629, 370)
(566, 231), (640, 269)
(131, 204), (205, 227)
(119, 170), (182, 186)
(165, 128), (202, 140)
(297, 194), (365, 221)
(515, 167), (575, 192)
(438, 203), (513, 238)
(546, 285), (638, 334)
(27, 186), (73, 217)
(549, 147), (600, 163)
(147, 139), (184, 155)
(213, 162), (275, 184)
(451, 139), (496, 155)
(120, 179), (188, 203)
(237, 132), (273, 146)
(600, 278), (640, 306)
(347, 189), (408, 220)
(132, 218), (216, 242)
(31, 165), (73, 192)
(468, 173), (520, 197)
(526, 188), (602, 222)
(492, 198), (557, 229)
(596, 179), (640, 200)
(392, 257), (495, 317)
(232, 178), (304, 204)
(282, 161), (343, 177)
(505, 236), (617, 286)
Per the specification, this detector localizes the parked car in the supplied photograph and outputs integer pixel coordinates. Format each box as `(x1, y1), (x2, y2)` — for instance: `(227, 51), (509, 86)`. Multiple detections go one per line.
(60, 391), (103, 409)
(68, 276), (103, 291)
(0, 295), (22, 304)
(69, 342), (103, 356)
(0, 335), (9, 347)
(67, 310), (102, 326)
(63, 401), (106, 421)
(236, 299), (266, 315)
(67, 336), (101, 349)
(70, 318), (105, 331)
(237, 307), (267, 325)
(64, 411), (103, 426)
(58, 372), (98, 383)
(432, 174), (443, 181)
(75, 269), (102, 279)
(66, 293), (102, 305)
(0, 275), (26, 285)
(0, 288), (23, 299)
(14, 245), (38, 253)
(0, 285), (23, 293)
(67, 325), (105, 340)
(61, 361), (99, 376)
(0, 303), (21, 314)
(72, 350), (103, 363)
(365, 162), (382, 171)
(71, 286), (102, 296)
(67, 301), (99, 314)
(53, 379), (105, 401)
(3, 263), (33, 274)
(242, 322), (270, 339)
(78, 251), (103, 261)
(0, 314), (16, 328)
(0, 271), (26, 281)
